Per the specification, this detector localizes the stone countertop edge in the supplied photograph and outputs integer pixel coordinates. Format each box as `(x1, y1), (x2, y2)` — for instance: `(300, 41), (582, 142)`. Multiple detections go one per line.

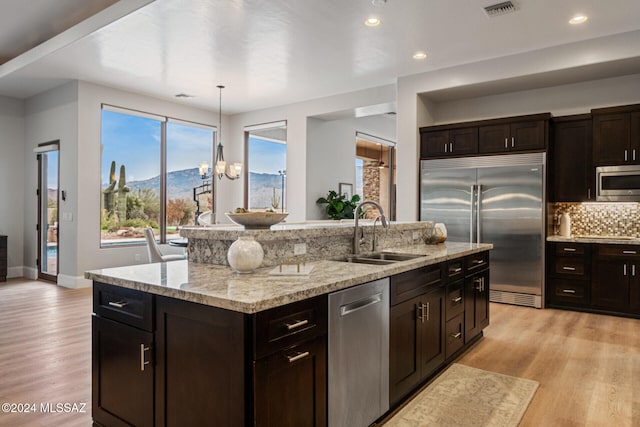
(85, 242), (493, 314)
(547, 235), (640, 245)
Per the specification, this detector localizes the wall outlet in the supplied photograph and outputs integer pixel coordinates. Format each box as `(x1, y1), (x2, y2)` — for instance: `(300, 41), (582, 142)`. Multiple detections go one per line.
(134, 253), (142, 262)
(294, 243), (307, 255)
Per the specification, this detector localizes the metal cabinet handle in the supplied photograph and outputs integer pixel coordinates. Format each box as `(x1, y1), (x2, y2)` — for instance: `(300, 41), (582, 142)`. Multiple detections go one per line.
(624, 264), (627, 276)
(452, 296), (462, 303)
(623, 250), (637, 255)
(625, 149), (628, 162)
(562, 266), (576, 271)
(511, 136), (515, 148)
(504, 138), (508, 148)
(425, 302), (430, 322)
(286, 351), (310, 363)
(449, 142), (453, 152)
(634, 149), (637, 162)
(562, 289), (576, 294)
(449, 267), (462, 274)
(444, 143), (448, 153)
(108, 301), (128, 308)
(451, 332), (462, 339)
(417, 304), (424, 323)
(475, 277), (482, 291)
(140, 344), (150, 371)
(563, 248), (577, 252)
(632, 265), (636, 276)
(472, 259), (484, 265)
(285, 319), (309, 330)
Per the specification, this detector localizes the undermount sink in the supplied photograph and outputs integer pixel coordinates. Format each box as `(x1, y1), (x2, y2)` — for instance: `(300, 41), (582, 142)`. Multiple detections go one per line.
(339, 252), (425, 265)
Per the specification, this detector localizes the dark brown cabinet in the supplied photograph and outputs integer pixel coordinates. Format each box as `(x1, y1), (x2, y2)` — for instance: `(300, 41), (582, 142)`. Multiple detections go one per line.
(0, 235), (6, 281)
(420, 127), (478, 158)
(389, 265), (445, 405)
(546, 242), (591, 308)
(478, 120), (547, 154)
(92, 283), (154, 427)
(592, 245), (640, 314)
(464, 253), (490, 342)
(592, 104), (640, 166)
(550, 116), (594, 202)
(92, 282), (327, 427)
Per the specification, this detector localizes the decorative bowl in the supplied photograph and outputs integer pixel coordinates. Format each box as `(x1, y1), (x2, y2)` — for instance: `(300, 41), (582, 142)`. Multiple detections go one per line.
(225, 212), (288, 229)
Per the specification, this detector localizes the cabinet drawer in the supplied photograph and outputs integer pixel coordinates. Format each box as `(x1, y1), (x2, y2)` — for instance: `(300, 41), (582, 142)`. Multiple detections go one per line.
(446, 259), (464, 282)
(555, 243), (586, 256)
(465, 251), (489, 276)
(93, 282), (153, 331)
(549, 279), (588, 305)
(596, 244), (640, 258)
(445, 313), (464, 358)
(390, 265), (442, 306)
(445, 280), (464, 321)
(554, 257), (587, 277)
(254, 295), (327, 359)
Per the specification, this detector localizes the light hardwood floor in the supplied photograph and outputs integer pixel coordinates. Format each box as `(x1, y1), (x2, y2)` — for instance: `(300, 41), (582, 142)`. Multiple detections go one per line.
(1, 278), (639, 426)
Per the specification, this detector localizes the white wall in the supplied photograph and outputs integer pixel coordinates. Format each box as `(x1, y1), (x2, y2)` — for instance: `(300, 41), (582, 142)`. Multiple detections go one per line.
(0, 96), (25, 277)
(227, 85), (396, 222)
(306, 115), (396, 220)
(24, 82), (79, 283)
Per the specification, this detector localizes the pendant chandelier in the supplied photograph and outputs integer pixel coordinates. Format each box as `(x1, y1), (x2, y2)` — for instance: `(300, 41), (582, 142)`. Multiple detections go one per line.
(214, 85), (242, 180)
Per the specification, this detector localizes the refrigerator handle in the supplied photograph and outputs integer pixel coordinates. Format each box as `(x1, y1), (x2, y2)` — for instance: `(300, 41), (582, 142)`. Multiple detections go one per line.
(470, 184), (476, 243)
(476, 184), (482, 244)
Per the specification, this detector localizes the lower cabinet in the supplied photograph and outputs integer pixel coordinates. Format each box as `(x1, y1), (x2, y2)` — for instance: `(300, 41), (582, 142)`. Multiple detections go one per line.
(389, 266), (445, 405)
(464, 268), (490, 342)
(92, 282), (326, 427)
(592, 245), (640, 314)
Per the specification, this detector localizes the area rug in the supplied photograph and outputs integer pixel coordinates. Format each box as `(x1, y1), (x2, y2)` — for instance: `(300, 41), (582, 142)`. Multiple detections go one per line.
(385, 363), (539, 427)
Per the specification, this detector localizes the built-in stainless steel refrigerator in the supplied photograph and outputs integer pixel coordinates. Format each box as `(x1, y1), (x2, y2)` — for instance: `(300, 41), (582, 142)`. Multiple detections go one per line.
(420, 153), (545, 308)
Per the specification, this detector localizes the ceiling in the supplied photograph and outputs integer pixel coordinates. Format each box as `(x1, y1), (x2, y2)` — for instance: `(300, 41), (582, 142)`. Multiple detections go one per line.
(1, 0), (639, 114)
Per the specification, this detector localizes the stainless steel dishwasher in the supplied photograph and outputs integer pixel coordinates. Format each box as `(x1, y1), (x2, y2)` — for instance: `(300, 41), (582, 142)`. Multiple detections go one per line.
(328, 278), (389, 427)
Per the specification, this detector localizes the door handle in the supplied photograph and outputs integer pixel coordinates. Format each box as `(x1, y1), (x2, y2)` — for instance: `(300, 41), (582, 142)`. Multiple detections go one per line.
(562, 266), (576, 271)
(452, 296), (462, 303)
(108, 300), (129, 308)
(562, 289), (576, 294)
(625, 149), (628, 162)
(285, 319), (309, 330)
(511, 136), (515, 148)
(140, 344), (150, 371)
(444, 143), (448, 153)
(449, 142), (453, 152)
(476, 184), (482, 243)
(504, 138), (508, 149)
(451, 332), (462, 339)
(624, 264), (627, 276)
(470, 184), (476, 244)
(563, 248), (577, 252)
(340, 293), (382, 317)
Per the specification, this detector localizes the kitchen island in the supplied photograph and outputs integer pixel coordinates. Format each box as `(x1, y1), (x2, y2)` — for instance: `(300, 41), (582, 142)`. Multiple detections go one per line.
(86, 237), (492, 427)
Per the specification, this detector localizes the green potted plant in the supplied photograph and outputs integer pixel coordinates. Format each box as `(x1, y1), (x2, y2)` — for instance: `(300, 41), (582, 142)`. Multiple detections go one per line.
(316, 190), (361, 220)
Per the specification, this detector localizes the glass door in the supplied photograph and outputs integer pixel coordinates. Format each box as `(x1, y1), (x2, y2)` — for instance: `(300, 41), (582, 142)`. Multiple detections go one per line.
(37, 141), (59, 282)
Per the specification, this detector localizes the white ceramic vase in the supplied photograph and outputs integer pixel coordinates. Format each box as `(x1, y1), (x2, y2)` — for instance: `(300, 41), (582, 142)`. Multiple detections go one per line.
(227, 235), (264, 273)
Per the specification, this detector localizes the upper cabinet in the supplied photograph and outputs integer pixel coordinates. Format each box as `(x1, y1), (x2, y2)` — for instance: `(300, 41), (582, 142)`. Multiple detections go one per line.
(420, 113), (550, 159)
(420, 127), (478, 158)
(478, 119), (547, 154)
(549, 115), (594, 202)
(593, 104), (640, 166)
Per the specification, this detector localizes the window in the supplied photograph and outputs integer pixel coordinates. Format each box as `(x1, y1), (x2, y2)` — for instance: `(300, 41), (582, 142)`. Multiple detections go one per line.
(245, 122), (287, 211)
(100, 106), (214, 246)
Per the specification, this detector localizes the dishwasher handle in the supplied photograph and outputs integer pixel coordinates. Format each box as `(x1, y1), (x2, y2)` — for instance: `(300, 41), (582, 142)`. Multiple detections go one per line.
(340, 293), (383, 317)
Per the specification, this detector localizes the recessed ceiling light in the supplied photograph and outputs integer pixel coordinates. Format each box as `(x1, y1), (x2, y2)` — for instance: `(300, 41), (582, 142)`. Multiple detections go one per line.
(413, 51), (427, 60)
(365, 17), (381, 26)
(569, 15), (588, 25)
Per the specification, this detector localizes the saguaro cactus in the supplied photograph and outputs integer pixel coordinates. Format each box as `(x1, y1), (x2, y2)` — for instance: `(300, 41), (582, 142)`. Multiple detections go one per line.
(103, 161), (117, 214)
(116, 164), (130, 222)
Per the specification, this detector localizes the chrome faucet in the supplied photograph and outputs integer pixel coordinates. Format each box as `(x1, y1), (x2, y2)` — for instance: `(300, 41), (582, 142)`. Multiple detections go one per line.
(353, 200), (389, 255)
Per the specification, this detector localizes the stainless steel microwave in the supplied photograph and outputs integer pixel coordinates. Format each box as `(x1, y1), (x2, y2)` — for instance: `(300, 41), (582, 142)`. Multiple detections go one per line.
(596, 165), (640, 201)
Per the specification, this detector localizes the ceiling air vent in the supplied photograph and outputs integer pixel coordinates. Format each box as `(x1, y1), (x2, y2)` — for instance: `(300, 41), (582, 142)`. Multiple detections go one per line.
(483, 1), (517, 17)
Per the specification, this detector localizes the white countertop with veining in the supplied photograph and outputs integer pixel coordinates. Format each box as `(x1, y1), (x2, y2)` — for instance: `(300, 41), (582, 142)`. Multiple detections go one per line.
(85, 242), (492, 314)
(547, 235), (640, 245)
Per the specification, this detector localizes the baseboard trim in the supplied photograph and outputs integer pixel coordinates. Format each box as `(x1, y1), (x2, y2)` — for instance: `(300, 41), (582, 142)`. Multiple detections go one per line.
(21, 267), (38, 280)
(58, 274), (92, 289)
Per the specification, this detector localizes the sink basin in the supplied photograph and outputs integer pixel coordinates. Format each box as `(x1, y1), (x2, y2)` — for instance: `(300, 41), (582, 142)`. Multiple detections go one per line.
(339, 252), (424, 265)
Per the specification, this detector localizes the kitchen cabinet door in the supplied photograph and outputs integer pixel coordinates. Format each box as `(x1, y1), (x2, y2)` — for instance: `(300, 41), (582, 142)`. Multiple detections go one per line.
(254, 337), (327, 427)
(464, 269), (489, 342)
(510, 120), (546, 151)
(478, 124), (510, 153)
(92, 316), (154, 427)
(418, 286), (445, 377)
(550, 117), (594, 201)
(592, 258), (629, 311)
(630, 264), (640, 313)
(420, 128), (477, 158)
(593, 113), (631, 165)
(389, 295), (421, 404)
(155, 296), (246, 427)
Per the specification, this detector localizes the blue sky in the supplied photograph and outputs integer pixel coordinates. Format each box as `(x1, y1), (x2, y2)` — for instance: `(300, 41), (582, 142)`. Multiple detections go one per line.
(101, 110), (285, 184)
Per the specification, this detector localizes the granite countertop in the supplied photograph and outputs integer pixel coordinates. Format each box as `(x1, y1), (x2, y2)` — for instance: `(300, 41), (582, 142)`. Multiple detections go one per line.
(547, 235), (640, 245)
(85, 242), (492, 314)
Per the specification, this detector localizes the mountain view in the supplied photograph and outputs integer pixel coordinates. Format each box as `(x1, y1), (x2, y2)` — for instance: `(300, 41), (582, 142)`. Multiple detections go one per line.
(108, 168), (284, 209)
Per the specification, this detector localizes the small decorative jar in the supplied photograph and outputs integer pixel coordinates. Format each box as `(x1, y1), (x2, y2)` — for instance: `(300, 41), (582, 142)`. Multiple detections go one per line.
(227, 235), (264, 273)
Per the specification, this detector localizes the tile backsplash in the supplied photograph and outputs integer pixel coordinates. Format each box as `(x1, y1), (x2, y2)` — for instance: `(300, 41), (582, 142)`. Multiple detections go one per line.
(551, 203), (640, 237)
